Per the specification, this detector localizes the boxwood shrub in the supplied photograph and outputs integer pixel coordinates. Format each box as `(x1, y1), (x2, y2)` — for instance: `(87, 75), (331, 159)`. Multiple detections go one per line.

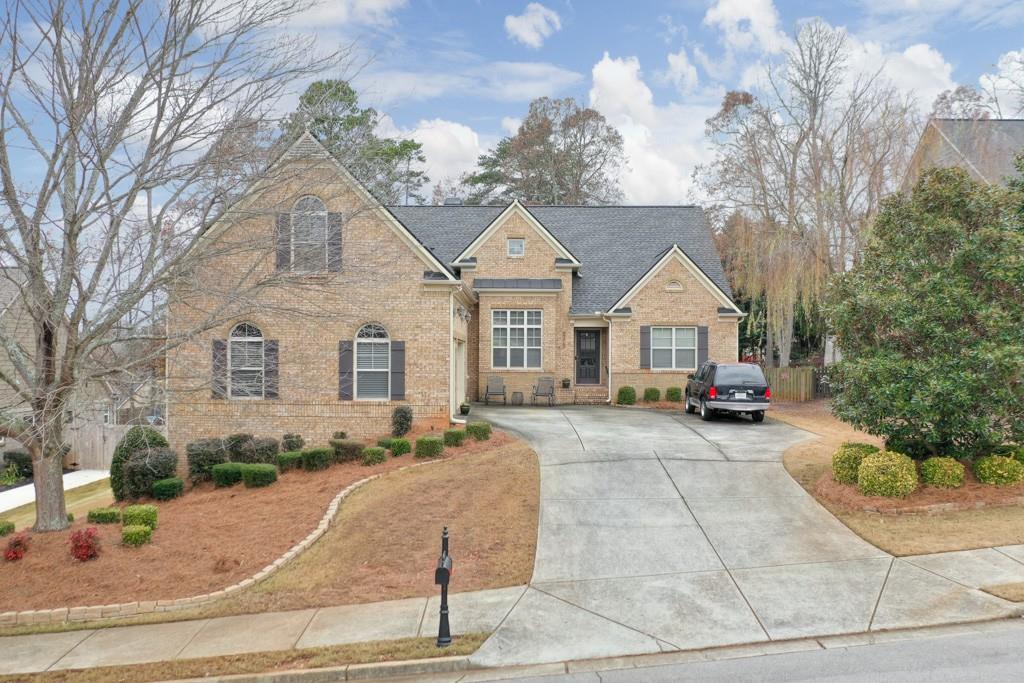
(832, 442), (881, 484)
(111, 426), (169, 501)
(241, 463), (278, 488)
(665, 387), (683, 402)
(186, 438), (227, 484)
(122, 504), (158, 530)
(212, 462), (244, 487)
(0, 520), (13, 536)
(331, 439), (365, 463)
(643, 387), (661, 402)
(152, 478), (184, 501)
(282, 433), (305, 452)
(920, 457), (965, 488)
(377, 438), (394, 449)
(392, 406), (413, 436)
(444, 429), (466, 447)
(415, 436), (444, 459)
(466, 422), (492, 441)
(224, 433), (255, 461)
(333, 430), (347, 439)
(302, 447), (333, 471)
(389, 438), (411, 457)
(236, 437), (279, 464)
(277, 451), (303, 472)
(122, 447), (178, 500)
(87, 507), (121, 524)
(361, 447), (387, 466)
(973, 456), (1024, 486)
(616, 386), (637, 405)
(857, 451), (918, 498)
(122, 524), (152, 547)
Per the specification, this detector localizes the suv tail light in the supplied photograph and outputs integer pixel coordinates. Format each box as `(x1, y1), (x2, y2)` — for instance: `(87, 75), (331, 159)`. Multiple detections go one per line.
(765, 387), (772, 399)
(708, 386), (718, 400)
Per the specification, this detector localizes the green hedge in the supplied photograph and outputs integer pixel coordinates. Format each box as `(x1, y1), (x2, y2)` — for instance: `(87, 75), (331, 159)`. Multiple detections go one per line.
(122, 524), (152, 547)
(377, 438), (394, 449)
(87, 507), (121, 524)
(282, 433), (305, 452)
(392, 406), (413, 436)
(277, 451), (303, 472)
(302, 447), (333, 471)
(616, 386), (636, 405)
(466, 422), (492, 441)
(973, 456), (1024, 486)
(857, 451), (918, 498)
(212, 462), (244, 487)
(122, 447), (178, 500)
(186, 438), (228, 484)
(389, 438), (411, 457)
(224, 433), (255, 461)
(415, 436), (444, 459)
(920, 457), (965, 488)
(235, 437), (279, 464)
(362, 447), (387, 466)
(665, 387), (683, 402)
(832, 442), (881, 484)
(333, 431), (347, 439)
(0, 520), (13, 536)
(241, 463), (278, 488)
(643, 387), (661, 402)
(122, 504), (158, 530)
(111, 426), (169, 501)
(152, 478), (184, 501)
(444, 429), (466, 447)
(330, 439), (365, 463)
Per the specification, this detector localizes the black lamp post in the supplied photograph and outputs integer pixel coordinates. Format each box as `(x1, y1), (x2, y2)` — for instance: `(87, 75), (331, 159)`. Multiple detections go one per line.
(434, 526), (453, 647)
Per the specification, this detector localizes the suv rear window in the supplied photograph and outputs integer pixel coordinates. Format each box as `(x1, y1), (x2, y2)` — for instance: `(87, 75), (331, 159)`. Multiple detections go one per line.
(714, 365), (767, 385)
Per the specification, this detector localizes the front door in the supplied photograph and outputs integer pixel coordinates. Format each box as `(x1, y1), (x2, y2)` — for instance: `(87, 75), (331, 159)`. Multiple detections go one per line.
(575, 329), (600, 385)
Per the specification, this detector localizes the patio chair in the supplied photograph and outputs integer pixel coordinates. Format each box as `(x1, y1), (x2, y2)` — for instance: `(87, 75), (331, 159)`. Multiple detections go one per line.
(532, 376), (556, 406)
(484, 376), (506, 405)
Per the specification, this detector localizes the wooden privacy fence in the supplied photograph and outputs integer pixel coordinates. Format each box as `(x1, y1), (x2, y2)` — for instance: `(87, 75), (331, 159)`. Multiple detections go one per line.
(763, 366), (816, 402)
(65, 423), (166, 471)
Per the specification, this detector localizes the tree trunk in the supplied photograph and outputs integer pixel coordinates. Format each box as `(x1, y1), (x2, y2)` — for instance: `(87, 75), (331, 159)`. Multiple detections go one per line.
(777, 305), (795, 368)
(764, 324), (775, 367)
(33, 452), (68, 532)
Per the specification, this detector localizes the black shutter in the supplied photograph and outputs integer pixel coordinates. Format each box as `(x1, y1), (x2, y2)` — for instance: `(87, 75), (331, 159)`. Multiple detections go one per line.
(697, 326), (709, 367)
(639, 326), (651, 369)
(327, 212), (343, 272)
(264, 340), (279, 399)
(390, 341), (405, 400)
(212, 340), (227, 398)
(339, 341), (353, 400)
(275, 214), (290, 271)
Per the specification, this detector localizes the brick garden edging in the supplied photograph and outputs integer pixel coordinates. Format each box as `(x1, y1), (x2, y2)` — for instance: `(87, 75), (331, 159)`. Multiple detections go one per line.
(0, 460), (442, 627)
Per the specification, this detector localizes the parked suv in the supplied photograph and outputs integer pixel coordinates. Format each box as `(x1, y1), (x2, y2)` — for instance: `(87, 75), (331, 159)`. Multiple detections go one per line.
(684, 362), (771, 423)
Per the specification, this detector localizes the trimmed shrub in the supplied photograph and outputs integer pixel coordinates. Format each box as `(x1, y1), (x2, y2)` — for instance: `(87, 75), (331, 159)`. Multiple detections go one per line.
(122, 447), (178, 500)
(643, 387), (661, 402)
(186, 438), (227, 484)
(152, 478), (184, 501)
(832, 442), (881, 485)
(331, 439), (365, 463)
(377, 438), (394, 449)
(87, 507), (121, 524)
(857, 451), (918, 498)
(3, 450), (32, 478)
(235, 437), (279, 464)
(444, 429), (466, 447)
(111, 426), (169, 501)
(665, 387), (683, 403)
(277, 451), (303, 472)
(333, 430), (348, 440)
(122, 524), (152, 547)
(212, 462), (244, 488)
(362, 447), (387, 466)
(616, 386), (637, 405)
(69, 527), (101, 562)
(282, 433), (305, 452)
(224, 433), (255, 460)
(920, 457), (965, 488)
(67, 512), (74, 523)
(0, 520), (13, 536)
(973, 456), (1024, 486)
(122, 504), (158, 529)
(392, 406), (413, 436)
(415, 436), (444, 459)
(5, 532), (29, 561)
(389, 438), (411, 457)
(466, 422), (492, 441)
(883, 435), (932, 460)
(241, 463), (278, 488)
(301, 447), (333, 471)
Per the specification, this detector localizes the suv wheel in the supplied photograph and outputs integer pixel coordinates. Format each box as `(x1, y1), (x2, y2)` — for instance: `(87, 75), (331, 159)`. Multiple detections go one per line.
(751, 410), (765, 423)
(700, 399), (714, 421)
(684, 392), (696, 414)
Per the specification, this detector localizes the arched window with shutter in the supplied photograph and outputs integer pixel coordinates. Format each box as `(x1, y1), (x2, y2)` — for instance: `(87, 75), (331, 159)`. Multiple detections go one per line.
(355, 323), (390, 400)
(229, 322), (264, 398)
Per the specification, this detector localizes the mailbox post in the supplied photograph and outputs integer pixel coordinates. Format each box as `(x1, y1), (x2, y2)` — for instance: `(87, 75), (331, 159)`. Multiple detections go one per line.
(435, 526), (453, 647)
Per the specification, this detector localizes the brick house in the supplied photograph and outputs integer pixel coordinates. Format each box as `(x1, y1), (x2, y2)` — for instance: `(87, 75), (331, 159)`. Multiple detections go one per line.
(165, 132), (743, 450)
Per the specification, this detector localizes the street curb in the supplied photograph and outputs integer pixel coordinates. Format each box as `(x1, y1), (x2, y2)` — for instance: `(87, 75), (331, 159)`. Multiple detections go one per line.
(162, 655), (469, 683)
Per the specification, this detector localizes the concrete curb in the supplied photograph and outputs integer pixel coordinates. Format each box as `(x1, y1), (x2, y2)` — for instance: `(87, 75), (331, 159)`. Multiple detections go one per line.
(0, 459), (445, 627)
(163, 655), (470, 683)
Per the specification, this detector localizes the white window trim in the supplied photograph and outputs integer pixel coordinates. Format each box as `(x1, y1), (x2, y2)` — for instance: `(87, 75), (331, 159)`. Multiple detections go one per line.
(491, 309), (543, 370)
(651, 326), (697, 371)
(228, 324), (265, 400)
(507, 237), (525, 258)
(291, 195), (329, 273)
(354, 324), (391, 401)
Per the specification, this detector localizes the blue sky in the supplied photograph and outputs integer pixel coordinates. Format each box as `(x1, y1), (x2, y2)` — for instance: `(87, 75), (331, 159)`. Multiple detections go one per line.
(293, 0), (1023, 203)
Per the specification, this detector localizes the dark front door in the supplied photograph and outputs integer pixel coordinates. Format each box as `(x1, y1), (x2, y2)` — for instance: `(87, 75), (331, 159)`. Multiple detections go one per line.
(575, 329), (600, 385)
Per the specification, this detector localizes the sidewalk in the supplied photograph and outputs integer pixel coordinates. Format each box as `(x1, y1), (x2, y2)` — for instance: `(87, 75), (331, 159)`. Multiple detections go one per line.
(0, 469), (108, 514)
(0, 586), (526, 676)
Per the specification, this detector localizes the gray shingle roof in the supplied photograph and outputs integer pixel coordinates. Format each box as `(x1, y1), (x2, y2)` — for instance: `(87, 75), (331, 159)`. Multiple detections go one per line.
(385, 205), (733, 314)
(474, 278), (562, 290)
(928, 119), (1024, 185)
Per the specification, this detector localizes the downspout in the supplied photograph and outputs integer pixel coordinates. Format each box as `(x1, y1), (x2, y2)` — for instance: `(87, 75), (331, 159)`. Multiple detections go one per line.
(600, 312), (613, 404)
(450, 289), (467, 425)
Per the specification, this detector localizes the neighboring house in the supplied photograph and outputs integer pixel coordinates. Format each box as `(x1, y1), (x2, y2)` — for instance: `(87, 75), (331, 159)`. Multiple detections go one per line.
(165, 132), (743, 450)
(903, 118), (1024, 190)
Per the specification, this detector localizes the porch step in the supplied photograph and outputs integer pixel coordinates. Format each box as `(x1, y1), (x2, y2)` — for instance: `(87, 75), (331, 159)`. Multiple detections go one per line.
(573, 385), (609, 405)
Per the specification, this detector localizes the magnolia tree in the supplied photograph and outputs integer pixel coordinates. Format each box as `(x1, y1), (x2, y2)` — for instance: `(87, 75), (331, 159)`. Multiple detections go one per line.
(0, 0), (346, 531)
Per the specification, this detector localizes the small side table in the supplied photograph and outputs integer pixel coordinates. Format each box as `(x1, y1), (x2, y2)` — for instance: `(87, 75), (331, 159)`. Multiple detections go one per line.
(511, 391), (524, 405)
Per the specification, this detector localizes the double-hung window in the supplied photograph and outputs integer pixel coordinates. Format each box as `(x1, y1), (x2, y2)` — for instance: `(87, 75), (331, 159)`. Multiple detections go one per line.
(355, 323), (390, 399)
(492, 310), (542, 369)
(291, 196), (328, 272)
(229, 322), (264, 398)
(651, 326), (697, 370)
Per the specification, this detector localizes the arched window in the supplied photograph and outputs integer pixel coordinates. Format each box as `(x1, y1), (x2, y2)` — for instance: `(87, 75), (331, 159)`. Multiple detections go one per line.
(355, 323), (390, 400)
(666, 280), (683, 291)
(229, 322), (264, 398)
(291, 196), (328, 271)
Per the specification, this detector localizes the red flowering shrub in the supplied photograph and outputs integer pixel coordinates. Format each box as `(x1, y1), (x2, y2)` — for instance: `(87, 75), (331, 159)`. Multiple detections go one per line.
(4, 532), (29, 561)
(69, 527), (101, 562)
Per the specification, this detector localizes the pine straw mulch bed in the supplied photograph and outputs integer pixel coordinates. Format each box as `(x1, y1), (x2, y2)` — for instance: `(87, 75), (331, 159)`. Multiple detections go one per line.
(2, 428), (534, 613)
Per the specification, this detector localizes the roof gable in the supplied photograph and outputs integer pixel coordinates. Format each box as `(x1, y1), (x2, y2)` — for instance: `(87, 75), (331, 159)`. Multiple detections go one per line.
(454, 201), (580, 265)
(610, 245), (742, 314)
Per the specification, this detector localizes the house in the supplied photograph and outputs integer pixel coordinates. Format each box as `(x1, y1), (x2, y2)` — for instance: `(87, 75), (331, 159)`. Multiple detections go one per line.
(165, 132), (743, 450)
(903, 118), (1024, 190)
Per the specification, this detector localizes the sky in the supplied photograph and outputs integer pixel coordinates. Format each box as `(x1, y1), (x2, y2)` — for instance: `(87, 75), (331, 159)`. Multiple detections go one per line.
(290, 0), (1024, 204)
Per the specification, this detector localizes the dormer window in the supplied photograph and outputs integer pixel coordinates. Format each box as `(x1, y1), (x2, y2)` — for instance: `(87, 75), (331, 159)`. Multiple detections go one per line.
(507, 238), (525, 258)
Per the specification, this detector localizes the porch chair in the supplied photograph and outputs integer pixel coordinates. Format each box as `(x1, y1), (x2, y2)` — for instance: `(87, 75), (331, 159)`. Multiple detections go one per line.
(484, 376), (507, 405)
(532, 376), (556, 406)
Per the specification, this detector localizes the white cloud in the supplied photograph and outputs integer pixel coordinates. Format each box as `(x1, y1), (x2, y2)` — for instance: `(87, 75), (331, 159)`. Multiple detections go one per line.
(845, 39), (955, 110)
(703, 0), (789, 55)
(501, 117), (522, 135)
(979, 49), (1024, 114)
(857, 1), (1024, 41)
(666, 47), (699, 94)
(290, 0), (407, 28)
(407, 119), (485, 186)
(504, 3), (562, 49)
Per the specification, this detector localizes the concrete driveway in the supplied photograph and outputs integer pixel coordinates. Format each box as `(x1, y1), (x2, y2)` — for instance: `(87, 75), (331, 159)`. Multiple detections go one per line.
(469, 405), (1019, 667)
